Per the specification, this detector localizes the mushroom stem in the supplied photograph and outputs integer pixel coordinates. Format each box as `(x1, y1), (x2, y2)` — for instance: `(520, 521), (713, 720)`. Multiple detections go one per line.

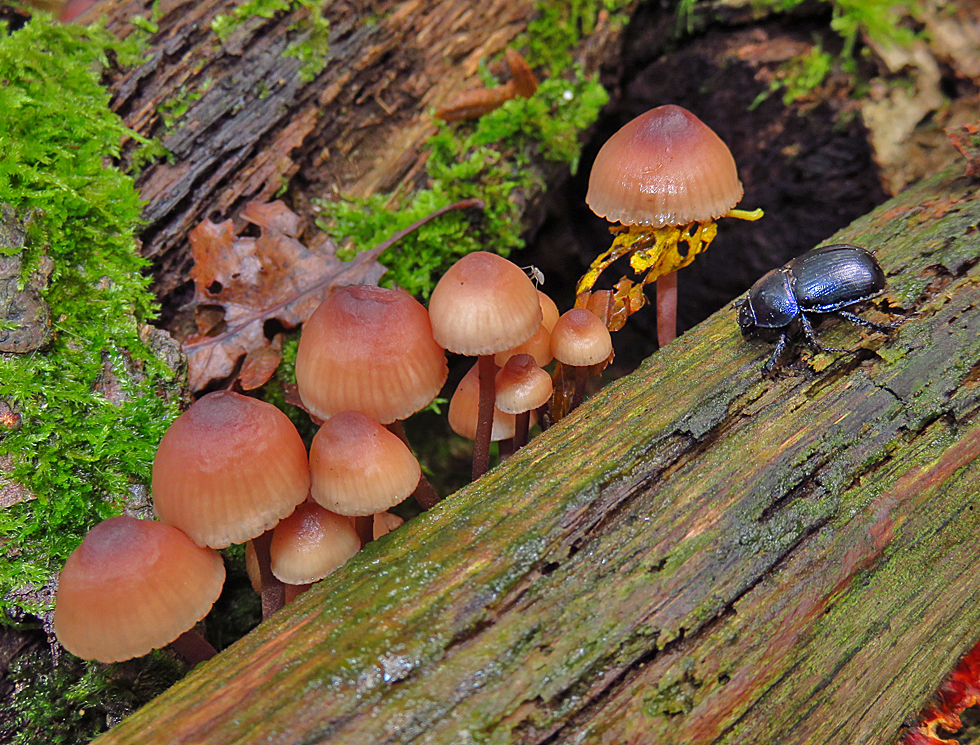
(252, 529), (284, 619)
(169, 628), (217, 667)
(513, 412), (530, 449)
(473, 354), (496, 479)
(386, 421), (441, 510)
(656, 271), (678, 348)
(284, 583), (312, 604)
(571, 368), (588, 411)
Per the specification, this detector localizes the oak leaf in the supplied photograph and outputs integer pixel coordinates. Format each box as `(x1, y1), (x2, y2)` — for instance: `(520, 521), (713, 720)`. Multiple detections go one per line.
(183, 201), (386, 392)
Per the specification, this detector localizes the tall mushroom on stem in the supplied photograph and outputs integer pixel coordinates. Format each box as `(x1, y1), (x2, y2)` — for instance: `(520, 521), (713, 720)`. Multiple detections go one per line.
(428, 252), (541, 479)
(582, 104), (763, 347)
(152, 391), (310, 619)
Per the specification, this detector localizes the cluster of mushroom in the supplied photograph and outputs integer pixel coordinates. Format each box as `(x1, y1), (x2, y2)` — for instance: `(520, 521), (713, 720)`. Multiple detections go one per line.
(52, 102), (745, 666)
(53, 284), (451, 664)
(428, 251), (613, 477)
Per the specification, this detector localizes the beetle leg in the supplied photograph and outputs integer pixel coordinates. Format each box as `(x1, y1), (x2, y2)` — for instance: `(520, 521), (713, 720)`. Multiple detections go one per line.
(762, 333), (788, 375)
(799, 313), (846, 353)
(836, 309), (894, 332)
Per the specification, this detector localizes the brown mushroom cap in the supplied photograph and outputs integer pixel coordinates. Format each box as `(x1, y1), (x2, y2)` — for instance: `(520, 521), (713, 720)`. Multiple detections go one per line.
(494, 323), (553, 368)
(372, 512), (405, 540)
(448, 361), (530, 440)
(270, 503), (361, 585)
(586, 105), (743, 228)
(551, 309), (613, 366)
(296, 285), (448, 424)
(53, 516), (225, 663)
(495, 354), (554, 414)
(153, 391), (310, 549)
(428, 252), (542, 356)
(309, 410), (421, 516)
(537, 290), (560, 333)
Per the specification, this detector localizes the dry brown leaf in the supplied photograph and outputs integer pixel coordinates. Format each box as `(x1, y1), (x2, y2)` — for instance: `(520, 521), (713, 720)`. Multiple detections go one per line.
(238, 333), (284, 391)
(183, 201), (386, 392)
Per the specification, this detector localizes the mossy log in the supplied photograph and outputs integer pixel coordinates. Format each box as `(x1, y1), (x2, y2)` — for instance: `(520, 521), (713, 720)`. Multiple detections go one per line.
(91, 166), (980, 743)
(88, 0), (630, 301)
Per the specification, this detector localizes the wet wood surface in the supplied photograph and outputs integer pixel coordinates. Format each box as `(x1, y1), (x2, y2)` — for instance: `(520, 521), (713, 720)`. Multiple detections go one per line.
(92, 167), (980, 744)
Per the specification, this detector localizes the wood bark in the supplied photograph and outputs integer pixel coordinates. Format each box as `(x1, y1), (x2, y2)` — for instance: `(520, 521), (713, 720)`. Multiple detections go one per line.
(91, 167), (980, 744)
(87, 0), (628, 303)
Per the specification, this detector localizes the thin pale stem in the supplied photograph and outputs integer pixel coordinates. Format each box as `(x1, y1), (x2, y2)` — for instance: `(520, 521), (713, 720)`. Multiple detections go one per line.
(473, 355), (496, 479)
(656, 271), (678, 348)
(252, 529), (284, 619)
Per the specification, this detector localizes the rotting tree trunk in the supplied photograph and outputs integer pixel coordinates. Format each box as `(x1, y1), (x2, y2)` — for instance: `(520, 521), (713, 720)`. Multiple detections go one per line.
(92, 167), (980, 744)
(85, 0), (630, 303)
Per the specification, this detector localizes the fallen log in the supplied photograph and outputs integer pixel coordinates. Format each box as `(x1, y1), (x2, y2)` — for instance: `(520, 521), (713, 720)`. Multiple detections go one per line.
(92, 165), (980, 744)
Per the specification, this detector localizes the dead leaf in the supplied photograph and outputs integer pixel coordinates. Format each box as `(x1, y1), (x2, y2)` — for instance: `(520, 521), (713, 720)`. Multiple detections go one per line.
(238, 333), (283, 391)
(183, 201), (386, 392)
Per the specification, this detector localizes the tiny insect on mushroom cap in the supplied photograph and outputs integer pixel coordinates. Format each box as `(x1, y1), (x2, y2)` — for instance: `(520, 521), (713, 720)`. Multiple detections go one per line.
(295, 285), (448, 424)
(586, 104), (743, 229)
(309, 410), (421, 516)
(495, 354), (553, 414)
(551, 308), (613, 367)
(428, 252), (542, 356)
(448, 361), (529, 441)
(153, 391), (310, 549)
(269, 502), (361, 585)
(53, 516), (225, 663)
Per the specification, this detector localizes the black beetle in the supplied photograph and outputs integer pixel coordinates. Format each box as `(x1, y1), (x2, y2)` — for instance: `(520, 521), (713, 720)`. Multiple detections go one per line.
(736, 244), (891, 373)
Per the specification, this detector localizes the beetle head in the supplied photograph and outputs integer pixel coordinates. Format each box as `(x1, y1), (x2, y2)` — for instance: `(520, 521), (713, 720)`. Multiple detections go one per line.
(735, 298), (756, 334)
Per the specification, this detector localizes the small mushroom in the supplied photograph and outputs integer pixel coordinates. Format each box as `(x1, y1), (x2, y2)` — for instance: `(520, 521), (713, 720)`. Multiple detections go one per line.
(494, 354), (553, 449)
(309, 410), (421, 516)
(429, 252), (541, 478)
(270, 503), (361, 587)
(295, 285), (448, 425)
(152, 390), (310, 618)
(53, 516), (224, 664)
(551, 308), (613, 412)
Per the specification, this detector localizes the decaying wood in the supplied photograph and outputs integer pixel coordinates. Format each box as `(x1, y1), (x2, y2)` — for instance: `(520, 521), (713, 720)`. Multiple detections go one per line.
(84, 0), (628, 303)
(92, 166), (980, 744)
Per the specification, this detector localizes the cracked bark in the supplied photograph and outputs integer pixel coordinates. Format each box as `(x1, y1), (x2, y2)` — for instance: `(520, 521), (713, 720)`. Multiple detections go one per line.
(87, 0), (628, 307)
(92, 166), (980, 743)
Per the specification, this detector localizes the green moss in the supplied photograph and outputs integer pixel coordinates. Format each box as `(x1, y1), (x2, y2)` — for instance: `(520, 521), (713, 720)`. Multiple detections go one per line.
(157, 78), (212, 130)
(315, 69), (609, 299)
(516, 0), (634, 77)
(0, 17), (180, 615)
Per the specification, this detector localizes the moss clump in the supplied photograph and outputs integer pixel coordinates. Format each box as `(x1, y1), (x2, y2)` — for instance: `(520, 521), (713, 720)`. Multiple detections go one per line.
(735, 0), (918, 105)
(0, 17), (180, 615)
(315, 69), (609, 299)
